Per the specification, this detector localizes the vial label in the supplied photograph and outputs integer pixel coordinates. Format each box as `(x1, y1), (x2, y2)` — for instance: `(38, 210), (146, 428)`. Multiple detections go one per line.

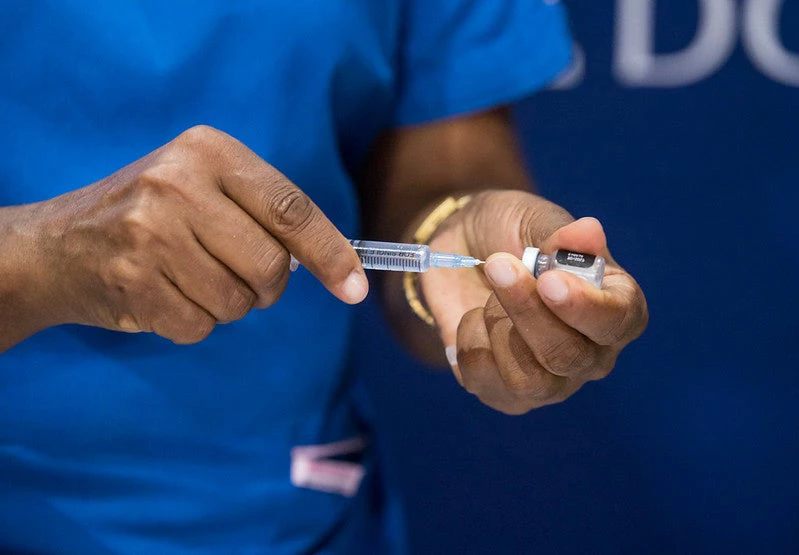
(555, 250), (596, 268)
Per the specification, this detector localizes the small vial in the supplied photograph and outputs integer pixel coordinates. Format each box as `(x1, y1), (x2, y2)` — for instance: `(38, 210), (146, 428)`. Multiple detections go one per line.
(521, 247), (605, 288)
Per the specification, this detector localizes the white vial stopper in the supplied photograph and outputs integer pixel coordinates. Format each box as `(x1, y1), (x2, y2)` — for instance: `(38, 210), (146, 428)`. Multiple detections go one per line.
(522, 247), (541, 275)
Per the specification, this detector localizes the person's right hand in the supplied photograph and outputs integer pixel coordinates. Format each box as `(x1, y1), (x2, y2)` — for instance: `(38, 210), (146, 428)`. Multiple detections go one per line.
(8, 125), (368, 346)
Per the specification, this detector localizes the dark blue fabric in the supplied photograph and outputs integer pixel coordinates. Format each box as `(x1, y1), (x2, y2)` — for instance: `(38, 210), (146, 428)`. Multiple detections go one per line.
(0, 1), (570, 552)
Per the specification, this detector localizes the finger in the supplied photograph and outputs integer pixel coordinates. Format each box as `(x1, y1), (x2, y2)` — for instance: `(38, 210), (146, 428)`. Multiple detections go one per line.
(539, 217), (610, 260)
(484, 253), (612, 379)
(482, 295), (575, 405)
(456, 307), (534, 415)
(209, 134), (367, 304)
(190, 193), (291, 309)
(424, 265), (492, 349)
(121, 274), (216, 344)
(159, 226), (259, 323)
(538, 216), (647, 346)
(536, 270), (648, 347)
(255, 181), (366, 305)
(444, 345), (463, 385)
(454, 307), (497, 394)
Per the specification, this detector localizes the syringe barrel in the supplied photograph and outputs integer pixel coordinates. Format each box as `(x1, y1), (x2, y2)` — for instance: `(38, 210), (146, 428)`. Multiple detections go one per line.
(349, 240), (431, 272)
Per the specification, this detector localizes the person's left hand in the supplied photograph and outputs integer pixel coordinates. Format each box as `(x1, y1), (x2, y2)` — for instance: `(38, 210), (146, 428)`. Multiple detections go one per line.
(420, 190), (648, 415)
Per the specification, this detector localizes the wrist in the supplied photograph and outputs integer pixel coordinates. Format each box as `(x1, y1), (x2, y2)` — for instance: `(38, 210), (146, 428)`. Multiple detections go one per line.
(375, 194), (478, 365)
(0, 203), (66, 351)
(402, 195), (473, 327)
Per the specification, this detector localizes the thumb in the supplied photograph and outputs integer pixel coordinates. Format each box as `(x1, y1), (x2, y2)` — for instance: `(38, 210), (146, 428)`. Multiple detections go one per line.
(540, 217), (609, 257)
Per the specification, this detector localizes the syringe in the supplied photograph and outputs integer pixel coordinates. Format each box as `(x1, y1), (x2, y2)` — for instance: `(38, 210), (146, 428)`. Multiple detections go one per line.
(289, 240), (483, 272)
(289, 240), (605, 287)
(349, 240), (483, 271)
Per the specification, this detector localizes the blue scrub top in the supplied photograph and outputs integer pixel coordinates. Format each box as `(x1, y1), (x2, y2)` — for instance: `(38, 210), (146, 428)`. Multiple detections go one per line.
(0, 1), (570, 553)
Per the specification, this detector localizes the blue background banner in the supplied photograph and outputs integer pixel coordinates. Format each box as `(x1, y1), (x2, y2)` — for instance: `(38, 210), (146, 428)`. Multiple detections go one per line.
(357, 1), (799, 553)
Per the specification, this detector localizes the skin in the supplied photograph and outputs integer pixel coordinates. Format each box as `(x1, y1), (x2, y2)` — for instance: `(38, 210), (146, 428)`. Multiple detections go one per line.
(0, 125), (368, 351)
(0, 110), (648, 415)
(363, 108), (648, 415)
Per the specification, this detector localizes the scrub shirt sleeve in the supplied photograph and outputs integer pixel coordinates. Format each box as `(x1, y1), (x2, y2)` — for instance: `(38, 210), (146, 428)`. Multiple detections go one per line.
(393, 0), (573, 126)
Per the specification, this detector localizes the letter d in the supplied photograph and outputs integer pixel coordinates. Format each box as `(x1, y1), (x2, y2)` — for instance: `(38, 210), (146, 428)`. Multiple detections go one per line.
(743, 0), (799, 87)
(614, 0), (738, 87)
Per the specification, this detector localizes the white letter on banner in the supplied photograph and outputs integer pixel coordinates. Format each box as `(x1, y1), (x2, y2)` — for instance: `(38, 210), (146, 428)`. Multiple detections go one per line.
(549, 43), (586, 89)
(614, 0), (738, 87)
(743, 0), (799, 87)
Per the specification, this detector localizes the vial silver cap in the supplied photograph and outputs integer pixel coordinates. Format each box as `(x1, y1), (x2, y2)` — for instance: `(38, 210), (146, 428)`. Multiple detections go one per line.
(521, 247), (540, 275)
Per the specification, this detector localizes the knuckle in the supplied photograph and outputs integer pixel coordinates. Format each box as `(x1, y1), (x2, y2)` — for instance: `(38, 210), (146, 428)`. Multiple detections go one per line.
(517, 198), (574, 246)
(123, 184), (159, 223)
(539, 338), (594, 375)
(100, 260), (159, 331)
(548, 386), (570, 405)
(501, 370), (561, 402)
(266, 186), (316, 237)
(136, 162), (199, 200)
(174, 125), (236, 169)
(533, 380), (566, 403)
(253, 249), (290, 307)
(313, 233), (355, 272)
(592, 364), (614, 381)
(137, 165), (181, 196)
(458, 346), (494, 373)
(590, 350), (618, 381)
(483, 294), (504, 319)
(500, 370), (537, 397)
(102, 256), (149, 299)
(119, 210), (163, 252)
(103, 257), (138, 289)
(173, 313), (215, 344)
(596, 318), (627, 347)
(122, 176), (181, 244)
(115, 312), (143, 333)
(460, 368), (489, 396)
(598, 283), (644, 346)
(461, 374), (479, 395)
(506, 375), (533, 396)
(253, 244), (289, 277)
(632, 285), (650, 337)
(178, 124), (226, 149)
(492, 402), (534, 416)
(221, 284), (256, 322)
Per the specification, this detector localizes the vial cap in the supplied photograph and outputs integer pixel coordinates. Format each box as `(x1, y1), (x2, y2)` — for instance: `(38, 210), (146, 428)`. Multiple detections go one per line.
(521, 247), (540, 275)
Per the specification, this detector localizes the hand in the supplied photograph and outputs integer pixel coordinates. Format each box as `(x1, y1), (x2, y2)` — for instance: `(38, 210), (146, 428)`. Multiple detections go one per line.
(9, 125), (367, 346)
(420, 190), (648, 415)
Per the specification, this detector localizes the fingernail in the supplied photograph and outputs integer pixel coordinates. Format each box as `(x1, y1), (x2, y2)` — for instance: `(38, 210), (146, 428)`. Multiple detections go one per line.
(485, 257), (518, 288)
(538, 273), (569, 303)
(445, 345), (464, 386)
(445, 345), (458, 366)
(342, 271), (368, 303)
